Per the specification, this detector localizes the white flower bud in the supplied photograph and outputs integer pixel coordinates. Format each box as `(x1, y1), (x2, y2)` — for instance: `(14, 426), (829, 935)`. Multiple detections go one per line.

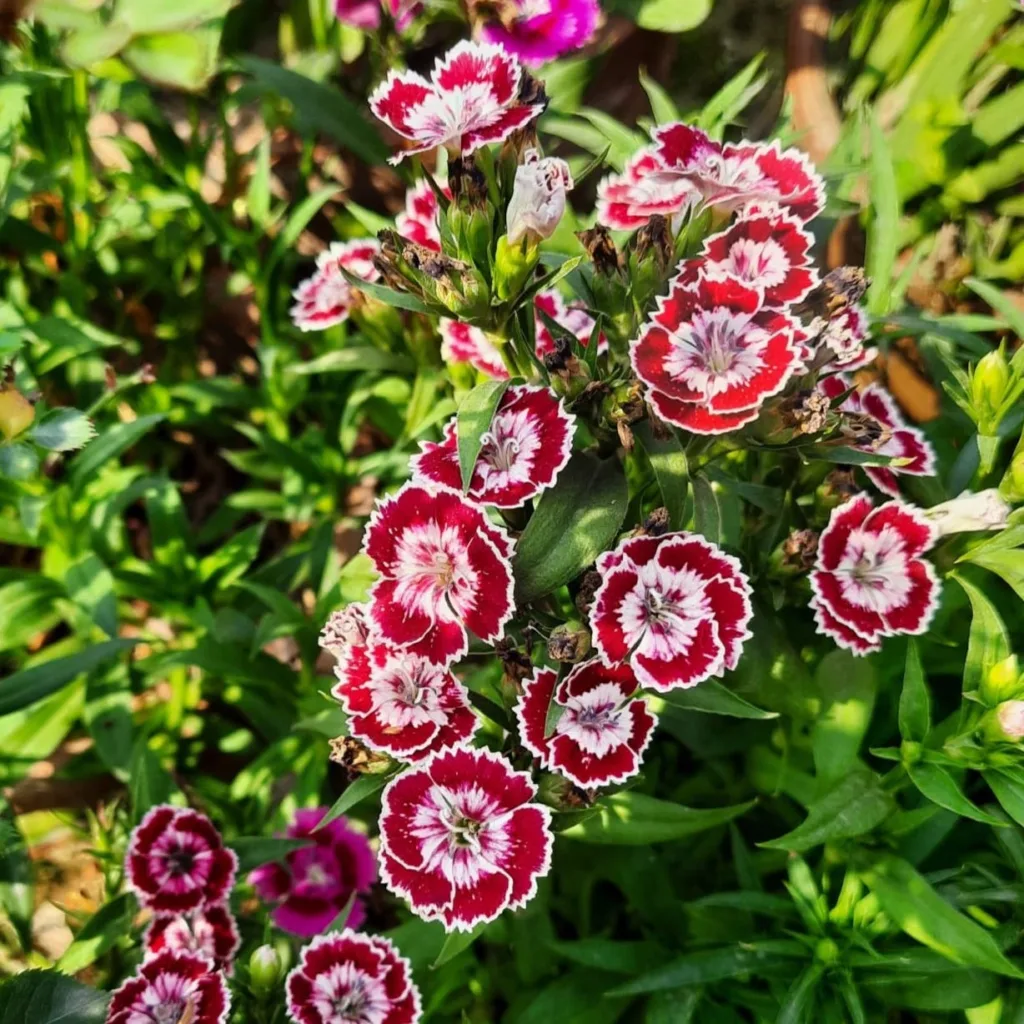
(985, 701), (1024, 744)
(923, 489), (1011, 537)
(506, 148), (574, 247)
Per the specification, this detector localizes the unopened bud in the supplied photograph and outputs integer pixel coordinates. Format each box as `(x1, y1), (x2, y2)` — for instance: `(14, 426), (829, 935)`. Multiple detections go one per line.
(494, 234), (539, 302)
(642, 507), (671, 537)
(632, 215), (673, 276)
(505, 148), (573, 247)
(971, 348), (1010, 423)
(547, 621), (592, 664)
(770, 529), (819, 576)
(1001, 450), (1024, 502)
(0, 387), (35, 440)
(576, 225), (623, 277)
(983, 700), (1024, 744)
(249, 945), (283, 996)
(982, 655), (1022, 706)
(536, 771), (594, 811)
(923, 489), (1010, 537)
(494, 639), (533, 688)
(816, 469), (858, 515)
(329, 736), (393, 776)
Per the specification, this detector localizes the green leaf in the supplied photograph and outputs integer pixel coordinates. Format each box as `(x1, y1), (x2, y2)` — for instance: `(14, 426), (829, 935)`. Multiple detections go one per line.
(899, 639), (930, 742)
(321, 773), (390, 827)
(230, 836), (309, 873)
(859, 853), (1024, 978)
(549, 938), (669, 975)
(983, 767), (1024, 828)
(635, 0), (712, 33)
(0, 970), (108, 1022)
(68, 413), (165, 487)
(291, 347), (414, 376)
(964, 548), (1024, 603)
(267, 186), (342, 277)
(635, 422), (688, 530)
(964, 277), (1024, 345)
(907, 762), (1005, 825)
(116, 0), (235, 34)
(0, 576), (65, 653)
(811, 650), (876, 786)
(128, 741), (178, 818)
(953, 571), (1011, 696)
(865, 113), (900, 316)
(561, 791), (753, 845)
(777, 964), (825, 1024)
(340, 272), (429, 313)
(237, 57), (389, 166)
(638, 67), (680, 125)
(0, 639), (135, 716)
(0, 443), (39, 480)
(56, 893), (136, 975)
(432, 922), (487, 968)
(657, 681), (777, 720)
(28, 408), (96, 452)
(456, 379), (512, 492)
(61, 23), (133, 65)
(122, 25), (223, 91)
(761, 770), (894, 852)
(66, 553), (117, 637)
(198, 522), (265, 589)
(514, 452), (628, 604)
(691, 473), (721, 544)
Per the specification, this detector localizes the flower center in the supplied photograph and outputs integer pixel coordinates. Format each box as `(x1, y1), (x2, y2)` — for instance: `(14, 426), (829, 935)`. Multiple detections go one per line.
(849, 554), (886, 587)
(432, 552), (455, 588)
(152, 999), (192, 1024)
(165, 845), (195, 877)
(576, 704), (614, 729)
(449, 816), (483, 848)
(644, 589), (670, 622)
(304, 863), (331, 888)
(481, 429), (520, 473)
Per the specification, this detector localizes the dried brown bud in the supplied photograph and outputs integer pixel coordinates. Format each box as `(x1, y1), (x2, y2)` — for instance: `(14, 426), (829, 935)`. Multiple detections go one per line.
(777, 390), (830, 437)
(576, 225), (623, 277)
(781, 529), (819, 571)
(495, 639), (534, 686)
(643, 506), (671, 536)
(821, 468), (859, 505)
(547, 621), (592, 664)
(795, 266), (869, 322)
(839, 412), (889, 448)
(574, 570), (603, 618)
(449, 155), (488, 209)
(633, 214), (673, 275)
(517, 69), (548, 109)
(329, 736), (392, 777)
(616, 419), (635, 452)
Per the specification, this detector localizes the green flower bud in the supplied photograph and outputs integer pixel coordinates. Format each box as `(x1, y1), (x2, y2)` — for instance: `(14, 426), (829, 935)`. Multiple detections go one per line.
(1000, 449), (1024, 503)
(814, 938), (841, 965)
(981, 655), (1022, 706)
(0, 387), (35, 440)
(983, 701), (1024, 744)
(249, 944), (283, 996)
(493, 234), (539, 302)
(900, 740), (923, 765)
(971, 348), (1010, 425)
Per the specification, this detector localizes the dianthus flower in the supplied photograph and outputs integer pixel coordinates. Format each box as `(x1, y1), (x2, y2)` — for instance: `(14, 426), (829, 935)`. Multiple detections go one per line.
(810, 495), (940, 656)
(481, 0), (600, 67)
(396, 179), (448, 252)
(534, 290), (606, 358)
(144, 906), (240, 975)
(249, 807), (376, 937)
(291, 241), (381, 332)
(515, 661), (656, 788)
(378, 747), (553, 931)
(107, 951), (229, 1024)
(439, 319), (509, 379)
(596, 147), (697, 231)
(591, 532), (754, 691)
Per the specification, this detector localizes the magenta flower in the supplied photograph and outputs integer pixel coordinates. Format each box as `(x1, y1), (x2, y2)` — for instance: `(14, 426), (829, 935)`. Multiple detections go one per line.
(249, 807), (376, 937)
(411, 384), (575, 509)
(396, 179), (447, 252)
(439, 319), (509, 379)
(286, 932), (422, 1024)
(819, 376), (936, 497)
(534, 290), (606, 359)
(386, 0), (421, 31)
(516, 662), (656, 789)
(125, 806), (237, 915)
(144, 906), (241, 975)
(378, 747), (553, 932)
(701, 205), (818, 309)
(363, 483), (515, 666)
(631, 269), (802, 435)
(591, 533), (754, 691)
(482, 0), (600, 67)
(290, 240), (381, 332)
(331, 0), (381, 30)
(811, 496), (940, 656)
(107, 950), (230, 1024)
(370, 41), (545, 165)
(331, 631), (479, 761)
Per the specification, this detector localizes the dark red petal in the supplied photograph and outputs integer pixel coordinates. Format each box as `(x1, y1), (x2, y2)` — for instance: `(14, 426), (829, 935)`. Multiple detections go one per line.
(411, 422), (462, 492)
(694, 273), (763, 315)
(550, 732), (639, 788)
(865, 466), (901, 498)
(353, 711), (438, 757)
(648, 390), (761, 435)
(367, 578), (435, 649)
(501, 805), (554, 908)
(817, 495), (874, 571)
(459, 533), (514, 644)
(703, 577), (753, 671)
(881, 558), (941, 636)
(204, 848), (238, 905)
(369, 71), (433, 138)
(812, 600), (881, 655)
(379, 769), (436, 869)
(443, 869), (512, 930)
(434, 40), (520, 105)
(634, 617), (724, 692)
(380, 850), (454, 916)
(864, 502), (936, 558)
(652, 122), (718, 169)
(515, 668), (557, 763)
(809, 570), (885, 641)
(558, 659), (638, 702)
(463, 105), (545, 155)
(431, 747), (536, 809)
(591, 566), (642, 664)
(302, 932), (386, 980)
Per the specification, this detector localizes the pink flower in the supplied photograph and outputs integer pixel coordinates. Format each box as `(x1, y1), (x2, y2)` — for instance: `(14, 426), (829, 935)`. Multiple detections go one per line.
(701, 205), (818, 309)
(651, 125), (825, 221)
(632, 269), (802, 435)
(396, 179), (447, 252)
(126, 806), (237, 915)
(819, 376), (936, 497)
(378, 747), (553, 931)
(515, 662), (656, 789)
(286, 932), (422, 1024)
(810, 495), (940, 656)
(107, 950), (230, 1024)
(820, 303), (873, 370)
(481, 0), (600, 66)
(144, 906), (241, 975)
(411, 384), (575, 508)
(291, 240), (381, 332)
(369, 41), (545, 165)
(386, 0), (421, 31)
(320, 602), (372, 660)
(332, 0), (381, 30)
(331, 632), (479, 761)
(249, 807), (376, 937)
(591, 533), (754, 691)
(364, 483), (515, 665)
(596, 147), (697, 231)
(439, 319), (509, 379)
(506, 148), (574, 245)
(534, 290), (606, 359)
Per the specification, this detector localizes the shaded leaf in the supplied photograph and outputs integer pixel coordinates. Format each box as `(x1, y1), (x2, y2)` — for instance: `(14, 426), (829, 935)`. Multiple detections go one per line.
(456, 379), (512, 492)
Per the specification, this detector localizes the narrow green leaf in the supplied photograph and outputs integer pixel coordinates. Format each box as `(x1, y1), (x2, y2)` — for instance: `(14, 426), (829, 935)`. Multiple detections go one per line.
(635, 422), (688, 530)
(953, 571), (1011, 696)
(56, 893), (136, 975)
(907, 762), (1006, 825)
(777, 964), (825, 1024)
(513, 452), (628, 604)
(691, 473), (721, 545)
(548, 938), (669, 975)
(268, 186), (341, 276)
(860, 853), (1024, 978)
(657, 681), (777, 720)
(965, 276), (1024, 347)
(899, 639), (930, 742)
(866, 113), (900, 315)
(456, 379), (512, 492)
(638, 67), (680, 124)
(230, 836), (309, 873)
(68, 413), (165, 487)
(983, 768), (1024, 828)
(635, 0), (712, 32)
(339, 271), (429, 313)
(291, 347), (414, 376)
(128, 741), (178, 818)
(964, 548), (1024, 603)
(433, 922), (487, 968)
(321, 773), (390, 827)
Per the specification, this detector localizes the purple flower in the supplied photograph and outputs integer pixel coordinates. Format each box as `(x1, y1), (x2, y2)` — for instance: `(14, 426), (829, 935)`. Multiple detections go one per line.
(332, 0), (382, 30)
(249, 808), (376, 938)
(482, 0), (600, 67)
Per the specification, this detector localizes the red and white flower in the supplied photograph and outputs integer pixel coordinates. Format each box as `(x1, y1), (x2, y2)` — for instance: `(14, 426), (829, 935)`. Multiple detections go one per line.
(364, 483), (515, 665)
(291, 240), (381, 332)
(411, 384), (575, 509)
(819, 303), (873, 370)
(534, 290), (606, 358)
(596, 147), (697, 231)
(506, 148), (574, 246)
(819, 376), (936, 497)
(632, 269), (802, 435)
(286, 932), (421, 1024)
(126, 805), (237, 914)
(107, 950), (230, 1024)
(396, 179), (446, 252)
(810, 495), (940, 656)
(320, 602), (371, 661)
(249, 807), (377, 938)
(332, 642), (479, 761)
(378, 747), (553, 931)
(701, 205), (817, 309)
(439, 319), (509, 379)
(591, 533), (754, 691)
(145, 906), (241, 975)
(369, 41), (545, 164)
(515, 662), (656, 789)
